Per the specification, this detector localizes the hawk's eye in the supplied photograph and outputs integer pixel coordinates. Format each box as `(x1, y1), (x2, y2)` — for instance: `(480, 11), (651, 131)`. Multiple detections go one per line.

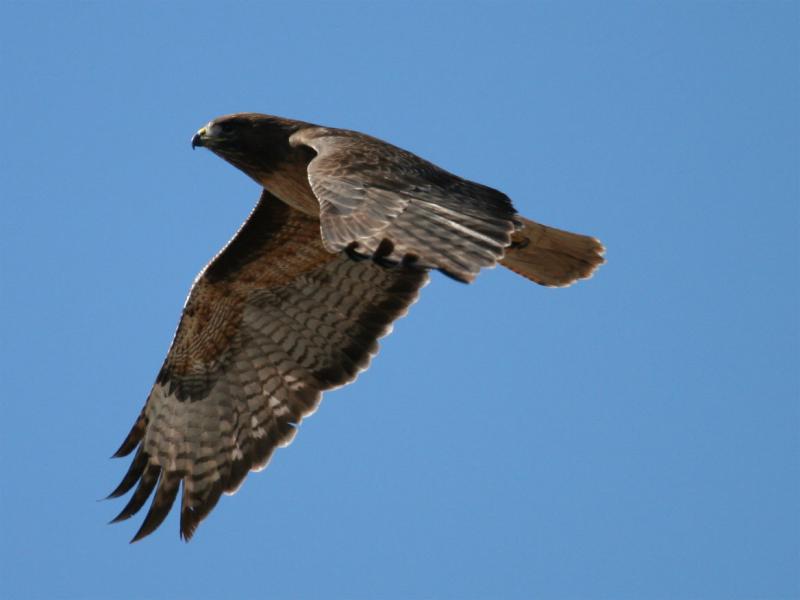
(218, 122), (235, 134)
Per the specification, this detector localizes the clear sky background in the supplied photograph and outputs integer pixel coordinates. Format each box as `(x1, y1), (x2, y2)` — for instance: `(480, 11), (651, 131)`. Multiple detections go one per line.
(1, 2), (798, 599)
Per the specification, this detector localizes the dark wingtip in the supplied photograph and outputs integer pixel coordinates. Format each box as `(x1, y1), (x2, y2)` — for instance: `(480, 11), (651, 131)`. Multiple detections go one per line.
(179, 481), (226, 542)
(128, 527), (149, 544)
(180, 507), (199, 542)
(109, 464), (159, 525)
(112, 413), (146, 458)
(108, 510), (133, 525)
(106, 448), (148, 499)
(129, 475), (181, 543)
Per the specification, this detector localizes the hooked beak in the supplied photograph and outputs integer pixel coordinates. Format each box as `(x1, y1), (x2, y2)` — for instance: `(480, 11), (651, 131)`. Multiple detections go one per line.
(191, 128), (206, 150)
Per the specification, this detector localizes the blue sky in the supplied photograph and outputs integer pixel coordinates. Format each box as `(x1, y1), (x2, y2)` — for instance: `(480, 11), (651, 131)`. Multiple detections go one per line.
(1, 2), (797, 599)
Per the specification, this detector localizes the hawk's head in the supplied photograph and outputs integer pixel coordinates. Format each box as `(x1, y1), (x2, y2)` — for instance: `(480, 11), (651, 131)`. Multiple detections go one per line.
(192, 113), (309, 179)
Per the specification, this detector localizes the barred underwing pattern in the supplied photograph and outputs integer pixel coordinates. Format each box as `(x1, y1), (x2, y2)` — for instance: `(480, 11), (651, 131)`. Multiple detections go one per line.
(110, 192), (427, 541)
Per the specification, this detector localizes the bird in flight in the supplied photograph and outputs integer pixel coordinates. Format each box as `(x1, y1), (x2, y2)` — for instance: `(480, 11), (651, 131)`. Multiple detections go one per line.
(109, 113), (605, 542)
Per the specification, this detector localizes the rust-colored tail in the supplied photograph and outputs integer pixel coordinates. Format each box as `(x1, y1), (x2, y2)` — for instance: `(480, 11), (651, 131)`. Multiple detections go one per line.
(500, 216), (605, 287)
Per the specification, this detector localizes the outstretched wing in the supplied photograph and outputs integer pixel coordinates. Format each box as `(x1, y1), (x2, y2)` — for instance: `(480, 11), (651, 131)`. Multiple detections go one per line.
(290, 126), (518, 283)
(109, 191), (427, 541)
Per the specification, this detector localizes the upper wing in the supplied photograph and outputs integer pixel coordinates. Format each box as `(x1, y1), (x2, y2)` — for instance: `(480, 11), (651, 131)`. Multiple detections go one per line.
(290, 126), (518, 283)
(109, 191), (428, 541)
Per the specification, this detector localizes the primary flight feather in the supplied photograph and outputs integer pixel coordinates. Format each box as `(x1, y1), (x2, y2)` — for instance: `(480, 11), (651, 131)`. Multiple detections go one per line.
(109, 113), (605, 541)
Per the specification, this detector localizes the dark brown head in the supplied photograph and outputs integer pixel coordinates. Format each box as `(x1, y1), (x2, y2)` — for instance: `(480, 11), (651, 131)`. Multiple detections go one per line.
(191, 113), (309, 181)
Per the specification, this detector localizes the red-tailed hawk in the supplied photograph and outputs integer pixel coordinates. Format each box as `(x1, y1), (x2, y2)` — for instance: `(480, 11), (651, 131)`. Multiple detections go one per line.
(109, 113), (605, 542)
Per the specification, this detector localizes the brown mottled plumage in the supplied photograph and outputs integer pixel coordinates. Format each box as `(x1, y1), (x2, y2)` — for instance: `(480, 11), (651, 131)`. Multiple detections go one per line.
(110, 113), (604, 542)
